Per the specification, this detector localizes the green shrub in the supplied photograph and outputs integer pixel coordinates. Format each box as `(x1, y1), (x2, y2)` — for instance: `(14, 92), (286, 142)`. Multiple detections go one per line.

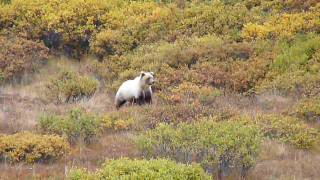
(240, 114), (319, 149)
(294, 97), (320, 122)
(258, 34), (320, 96)
(136, 120), (261, 177)
(0, 132), (69, 163)
(0, 34), (49, 83)
(37, 108), (102, 144)
(67, 168), (95, 180)
(68, 158), (211, 180)
(45, 71), (98, 103)
(0, 0), (10, 5)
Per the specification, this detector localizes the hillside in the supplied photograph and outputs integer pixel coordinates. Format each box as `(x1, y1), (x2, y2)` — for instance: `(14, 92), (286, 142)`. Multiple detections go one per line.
(0, 0), (320, 179)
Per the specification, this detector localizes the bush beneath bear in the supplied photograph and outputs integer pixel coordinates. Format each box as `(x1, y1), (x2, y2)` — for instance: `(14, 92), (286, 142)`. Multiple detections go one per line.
(0, 132), (69, 163)
(37, 108), (102, 144)
(67, 158), (211, 180)
(136, 120), (262, 177)
(45, 71), (98, 103)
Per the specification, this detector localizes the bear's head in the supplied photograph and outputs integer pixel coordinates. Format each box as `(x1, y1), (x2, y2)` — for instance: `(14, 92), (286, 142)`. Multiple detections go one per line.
(140, 71), (155, 87)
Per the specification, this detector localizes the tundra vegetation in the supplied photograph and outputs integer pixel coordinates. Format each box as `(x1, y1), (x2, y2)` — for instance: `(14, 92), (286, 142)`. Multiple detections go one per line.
(0, 0), (320, 179)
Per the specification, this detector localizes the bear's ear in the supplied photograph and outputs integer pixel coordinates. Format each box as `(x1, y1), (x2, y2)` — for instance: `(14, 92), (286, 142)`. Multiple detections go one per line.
(140, 71), (145, 77)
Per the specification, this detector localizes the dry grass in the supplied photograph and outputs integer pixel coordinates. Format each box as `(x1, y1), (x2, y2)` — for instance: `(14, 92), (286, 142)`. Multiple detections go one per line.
(248, 140), (320, 180)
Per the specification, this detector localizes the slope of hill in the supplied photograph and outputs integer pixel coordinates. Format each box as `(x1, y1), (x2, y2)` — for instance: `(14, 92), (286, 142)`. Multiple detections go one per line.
(0, 0), (319, 179)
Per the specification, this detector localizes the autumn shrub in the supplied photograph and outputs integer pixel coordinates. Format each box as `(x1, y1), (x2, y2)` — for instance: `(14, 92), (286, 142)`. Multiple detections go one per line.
(0, 132), (69, 163)
(158, 82), (221, 105)
(45, 71), (98, 103)
(100, 1), (179, 44)
(0, 34), (49, 83)
(101, 113), (135, 131)
(136, 120), (261, 177)
(0, 0), (119, 57)
(37, 108), (102, 144)
(100, 35), (268, 93)
(139, 104), (219, 129)
(258, 34), (320, 96)
(241, 5), (320, 40)
(178, 1), (253, 38)
(90, 30), (136, 59)
(294, 97), (320, 122)
(238, 114), (319, 149)
(68, 158), (211, 180)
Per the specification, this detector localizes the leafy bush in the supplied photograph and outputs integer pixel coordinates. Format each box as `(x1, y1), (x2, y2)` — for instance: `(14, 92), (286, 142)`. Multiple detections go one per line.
(0, 34), (49, 83)
(0, 0), (10, 5)
(90, 30), (136, 59)
(258, 34), (320, 96)
(0, 132), (69, 163)
(239, 114), (319, 149)
(241, 6), (320, 40)
(158, 82), (221, 105)
(68, 158), (211, 180)
(136, 120), (261, 177)
(37, 108), (102, 144)
(0, 0), (118, 57)
(101, 113), (135, 131)
(94, 35), (269, 93)
(45, 71), (98, 103)
(294, 97), (320, 122)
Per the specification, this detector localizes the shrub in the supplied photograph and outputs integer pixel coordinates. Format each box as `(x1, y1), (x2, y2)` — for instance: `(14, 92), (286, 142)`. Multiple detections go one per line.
(0, 34), (49, 83)
(90, 30), (136, 59)
(37, 108), (102, 144)
(0, 0), (118, 57)
(68, 158), (211, 180)
(158, 82), (221, 105)
(258, 34), (320, 96)
(101, 113), (135, 131)
(45, 71), (98, 103)
(0, 0), (10, 5)
(239, 114), (319, 149)
(294, 97), (320, 122)
(137, 104), (218, 129)
(136, 120), (261, 177)
(0, 132), (69, 163)
(241, 7), (320, 40)
(98, 35), (270, 93)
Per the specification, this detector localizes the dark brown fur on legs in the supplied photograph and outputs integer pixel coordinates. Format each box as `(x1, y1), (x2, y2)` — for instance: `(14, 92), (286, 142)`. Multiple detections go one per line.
(137, 90), (152, 105)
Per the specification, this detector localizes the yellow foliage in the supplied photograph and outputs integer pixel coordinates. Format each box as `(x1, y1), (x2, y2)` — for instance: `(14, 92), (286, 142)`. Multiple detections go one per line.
(101, 113), (134, 131)
(242, 7), (320, 40)
(0, 132), (70, 163)
(159, 82), (221, 105)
